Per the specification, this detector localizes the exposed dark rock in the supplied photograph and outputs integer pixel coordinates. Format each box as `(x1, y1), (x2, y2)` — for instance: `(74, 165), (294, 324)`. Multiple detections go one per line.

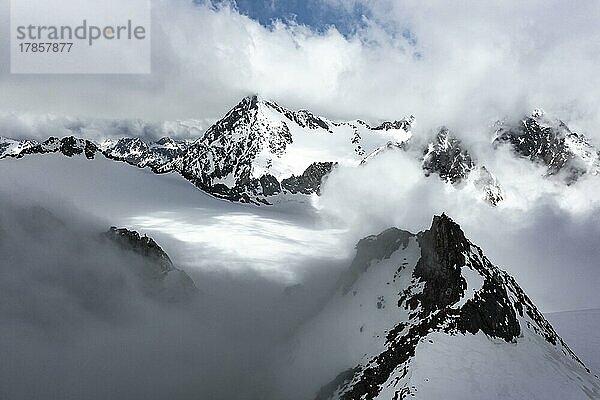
(104, 227), (175, 274)
(103, 137), (150, 165)
(457, 274), (520, 342)
(422, 127), (475, 184)
(409, 214), (468, 313)
(281, 162), (337, 195)
(495, 114), (573, 175)
(494, 110), (600, 183)
(174, 95), (293, 200)
(259, 174), (282, 196)
(266, 100), (333, 132)
(103, 227), (197, 301)
(60, 136), (98, 159)
(317, 214), (587, 400)
(13, 136), (99, 160)
(338, 227), (413, 294)
(420, 129), (504, 206)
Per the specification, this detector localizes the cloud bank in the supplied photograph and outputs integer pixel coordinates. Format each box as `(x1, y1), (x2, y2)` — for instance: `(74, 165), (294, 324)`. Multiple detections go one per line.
(0, 191), (344, 400)
(318, 148), (600, 313)
(1, 0), (600, 146)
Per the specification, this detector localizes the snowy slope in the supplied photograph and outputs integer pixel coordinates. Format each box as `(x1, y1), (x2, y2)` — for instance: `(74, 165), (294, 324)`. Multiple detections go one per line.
(0, 96), (413, 204)
(275, 215), (599, 400)
(0, 154), (349, 280)
(2, 101), (599, 207)
(166, 95), (413, 202)
(547, 309), (600, 374)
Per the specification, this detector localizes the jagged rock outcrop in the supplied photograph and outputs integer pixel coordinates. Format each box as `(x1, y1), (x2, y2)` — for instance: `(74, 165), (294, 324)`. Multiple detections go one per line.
(422, 127), (475, 184)
(275, 215), (598, 400)
(0, 136), (99, 160)
(100, 136), (188, 172)
(494, 109), (600, 184)
(0, 134), (188, 173)
(423, 128), (504, 205)
(103, 227), (197, 301)
(281, 162), (337, 195)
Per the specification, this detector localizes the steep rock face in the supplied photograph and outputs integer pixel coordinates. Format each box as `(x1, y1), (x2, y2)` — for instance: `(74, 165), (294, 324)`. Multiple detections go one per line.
(408, 215), (469, 313)
(422, 128), (475, 184)
(172, 95), (293, 194)
(165, 95), (412, 203)
(422, 129), (504, 205)
(494, 109), (600, 183)
(276, 215), (598, 400)
(101, 136), (188, 172)
(281, 162), (337, 195)
(103, 227), (197, 301)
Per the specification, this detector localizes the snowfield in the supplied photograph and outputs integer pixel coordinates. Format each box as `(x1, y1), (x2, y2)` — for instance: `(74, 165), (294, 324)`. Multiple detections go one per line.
(0, 154), (350, 280)
(547, 309), (600, 375)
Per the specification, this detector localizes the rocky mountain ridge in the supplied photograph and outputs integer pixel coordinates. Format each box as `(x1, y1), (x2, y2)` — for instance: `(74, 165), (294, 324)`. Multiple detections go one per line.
(276, 215), (599, 400)
(2, 100), (599, 207)
(103, 226), (197, 302)
(493, 109), (600, 184)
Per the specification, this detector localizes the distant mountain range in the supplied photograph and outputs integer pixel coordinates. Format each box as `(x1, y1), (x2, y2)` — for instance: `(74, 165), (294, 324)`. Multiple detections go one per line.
(2, 97), (599, 205)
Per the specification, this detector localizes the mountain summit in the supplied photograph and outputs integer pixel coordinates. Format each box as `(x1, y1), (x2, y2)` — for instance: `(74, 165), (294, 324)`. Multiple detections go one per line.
(276, 214), (599, 400)
(2, 100), (599, 206)
(164, 95), (414, 202)
(494, 109), (600, 183)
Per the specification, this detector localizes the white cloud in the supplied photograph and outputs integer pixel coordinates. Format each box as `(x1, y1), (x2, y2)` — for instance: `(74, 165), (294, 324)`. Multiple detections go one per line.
(318, 147), (600, 312)
(0, 0), (598, 144)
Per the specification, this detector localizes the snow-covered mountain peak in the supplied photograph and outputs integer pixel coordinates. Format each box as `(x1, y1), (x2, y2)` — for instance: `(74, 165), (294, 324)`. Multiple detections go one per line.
(531, 108), (546, 119)
(0, 96), (413, 205)
(164, 96), (414, 203)
(421, 128), (504, 205)
(277, 214), (598, 400)
(422, 127), (475, 184)
(494, 111), (600, 183)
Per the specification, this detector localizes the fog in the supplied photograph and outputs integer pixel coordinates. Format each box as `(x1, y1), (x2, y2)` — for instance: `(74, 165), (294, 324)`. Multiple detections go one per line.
(0, 190), (346, 400)
(319, 148), (600, 312)
(1, 1), (599, 397)
(1, 0), (600, 146)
